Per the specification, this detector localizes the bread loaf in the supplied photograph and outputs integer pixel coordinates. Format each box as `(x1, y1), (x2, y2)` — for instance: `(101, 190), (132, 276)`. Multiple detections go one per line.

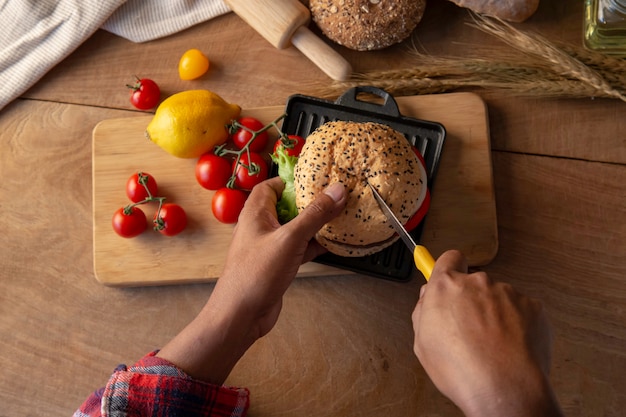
(448, 0), (540, 22)
(309, 0), (427, 51)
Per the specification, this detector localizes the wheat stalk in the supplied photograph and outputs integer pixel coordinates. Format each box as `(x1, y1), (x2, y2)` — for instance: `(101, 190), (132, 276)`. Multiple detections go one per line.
(470, 14), (626, 101)
(477, 79), (613, 98)
(316, 76), (608, 100)
(405, 51), (566, 82)
(312, 53), (590, 99)
(557, 44), (626, 90)
(315, 77), (460, 98)
(447, 42), (626, 92)
(307, 14), (626, 102)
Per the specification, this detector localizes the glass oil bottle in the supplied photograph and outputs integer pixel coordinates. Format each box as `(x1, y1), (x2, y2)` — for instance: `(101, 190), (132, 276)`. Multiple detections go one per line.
(584, 0), (626, 54)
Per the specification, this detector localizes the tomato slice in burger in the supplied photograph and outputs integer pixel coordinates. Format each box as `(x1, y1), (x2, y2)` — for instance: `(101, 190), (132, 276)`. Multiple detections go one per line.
(403, 145), (431, 233)
(411, 145), (427, 169)
(404, 188), (431, 233)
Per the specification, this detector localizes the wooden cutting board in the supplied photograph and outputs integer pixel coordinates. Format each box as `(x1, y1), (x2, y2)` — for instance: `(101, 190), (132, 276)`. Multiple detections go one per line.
(92, 92), (497, 286)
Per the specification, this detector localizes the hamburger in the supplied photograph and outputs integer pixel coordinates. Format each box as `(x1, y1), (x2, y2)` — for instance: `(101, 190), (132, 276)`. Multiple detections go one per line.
(292, 120), (427, 257)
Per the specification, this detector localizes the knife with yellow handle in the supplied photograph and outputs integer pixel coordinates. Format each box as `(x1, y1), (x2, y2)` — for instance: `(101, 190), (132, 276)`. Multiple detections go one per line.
(368, 183), (435, 281)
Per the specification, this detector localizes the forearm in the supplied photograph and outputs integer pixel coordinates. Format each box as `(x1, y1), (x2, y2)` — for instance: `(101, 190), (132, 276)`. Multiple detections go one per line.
(156, 295), (258, 386)
(461, 368), (564, 417)
(156, 179), (346, 386)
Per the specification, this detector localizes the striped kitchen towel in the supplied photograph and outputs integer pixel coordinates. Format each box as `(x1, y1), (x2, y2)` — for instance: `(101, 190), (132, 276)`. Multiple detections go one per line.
(103, 0), (231, 43)
(0, 0), (230, 112)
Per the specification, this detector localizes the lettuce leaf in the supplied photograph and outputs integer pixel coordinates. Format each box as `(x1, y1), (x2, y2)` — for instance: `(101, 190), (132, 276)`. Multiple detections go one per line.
(271, 146), (299, 223)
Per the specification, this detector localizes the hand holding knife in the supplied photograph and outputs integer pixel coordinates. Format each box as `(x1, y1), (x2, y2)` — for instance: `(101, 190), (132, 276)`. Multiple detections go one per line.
(368, 183), (435, 280)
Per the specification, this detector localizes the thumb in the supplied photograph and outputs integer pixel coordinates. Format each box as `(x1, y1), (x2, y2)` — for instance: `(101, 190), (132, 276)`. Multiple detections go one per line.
(284, 182), (347, 241)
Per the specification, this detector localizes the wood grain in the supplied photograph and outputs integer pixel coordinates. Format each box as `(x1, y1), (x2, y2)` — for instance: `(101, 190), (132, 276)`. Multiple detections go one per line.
(2, 98), (622, 415)
(92, 107), (344, 285)
(2, 0), (625, 416)
(23, 0), (624, 164)
(489, 153), (626, 417)
(92, 93), (497, 286)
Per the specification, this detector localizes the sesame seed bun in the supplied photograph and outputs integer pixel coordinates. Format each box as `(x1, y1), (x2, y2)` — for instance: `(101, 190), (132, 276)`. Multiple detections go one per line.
(294, 121), (426, 257)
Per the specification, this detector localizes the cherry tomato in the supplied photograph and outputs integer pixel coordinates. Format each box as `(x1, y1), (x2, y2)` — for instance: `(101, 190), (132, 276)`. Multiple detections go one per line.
(126, 172), (158, 203)
(127, 78), (160, 110)
(112, 206), (147, 238)
(154, 203), (187, 236)
(273, 135), (305, 157)
(232, 152), (268, 190)
(196, 154), (232, 190)
(212, 187), (248, 224)
(178, 48), (210, 80)
(404, 189), (431, 232)
(232, 117), (269, 152)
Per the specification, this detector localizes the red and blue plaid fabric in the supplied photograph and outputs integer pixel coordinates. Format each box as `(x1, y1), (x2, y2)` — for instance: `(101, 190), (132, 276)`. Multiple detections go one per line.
(74, 351), (249, 417)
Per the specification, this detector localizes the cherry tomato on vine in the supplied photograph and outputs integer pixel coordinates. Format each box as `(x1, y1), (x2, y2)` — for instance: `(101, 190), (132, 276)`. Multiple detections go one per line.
(112, 206), (147, 238)
(232, 152), (268, 190)
(232, 117), (269, 152)
(127, 78), (160, 110)
(154, 203), (187, 236)
(212, 187), (248, 224)
(178, 48), (210, 80)
(196, 153), (232, 190)
(273, 134), (305, 157)
(126, 172), (158, 203)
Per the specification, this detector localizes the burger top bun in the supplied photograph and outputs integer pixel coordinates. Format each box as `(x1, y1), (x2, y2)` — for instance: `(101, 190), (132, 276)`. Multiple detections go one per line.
(294, 121), (426, 257)
(309, 0), (427, 51)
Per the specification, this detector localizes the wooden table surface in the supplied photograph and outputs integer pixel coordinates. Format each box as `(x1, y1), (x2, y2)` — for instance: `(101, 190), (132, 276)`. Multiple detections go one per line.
(1, 1), (624, 416)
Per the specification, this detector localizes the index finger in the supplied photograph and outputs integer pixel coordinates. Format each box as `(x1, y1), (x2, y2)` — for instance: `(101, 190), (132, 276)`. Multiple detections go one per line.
(431, 250), (468, 278)
(418, 250), (468, 301)
(240, 177), (284, 215)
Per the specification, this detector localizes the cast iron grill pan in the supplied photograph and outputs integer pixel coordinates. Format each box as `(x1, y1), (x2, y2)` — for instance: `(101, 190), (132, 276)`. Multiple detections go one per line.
(278, 86), (446, 281)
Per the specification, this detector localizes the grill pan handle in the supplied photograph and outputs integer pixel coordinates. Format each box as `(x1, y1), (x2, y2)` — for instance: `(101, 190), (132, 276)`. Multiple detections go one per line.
(335, 86), (401, 118)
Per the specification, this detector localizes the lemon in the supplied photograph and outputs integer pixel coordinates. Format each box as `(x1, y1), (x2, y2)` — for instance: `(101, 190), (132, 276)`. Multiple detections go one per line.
(145, 90), (241, 158)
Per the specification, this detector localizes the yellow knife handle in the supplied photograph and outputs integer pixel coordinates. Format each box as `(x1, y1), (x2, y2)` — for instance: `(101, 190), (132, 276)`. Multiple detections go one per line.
(413, 245), (435, 281)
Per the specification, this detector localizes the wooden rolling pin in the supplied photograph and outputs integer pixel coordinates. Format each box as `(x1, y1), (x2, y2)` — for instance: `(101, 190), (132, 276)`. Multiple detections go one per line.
(224, 0), (352, 81)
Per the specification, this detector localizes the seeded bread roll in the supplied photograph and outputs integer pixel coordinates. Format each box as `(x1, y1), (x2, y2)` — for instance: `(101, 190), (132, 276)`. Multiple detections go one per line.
(294, 121), (426, 257)
(309, 0), (427, 51)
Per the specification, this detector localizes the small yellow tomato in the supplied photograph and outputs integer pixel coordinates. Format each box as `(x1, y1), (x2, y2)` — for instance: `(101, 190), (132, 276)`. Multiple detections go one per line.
(178, 49), (210, 80)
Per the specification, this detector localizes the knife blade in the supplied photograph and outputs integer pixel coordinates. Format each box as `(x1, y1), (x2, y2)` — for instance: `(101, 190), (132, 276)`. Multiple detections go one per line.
(368, 183), (435, 281)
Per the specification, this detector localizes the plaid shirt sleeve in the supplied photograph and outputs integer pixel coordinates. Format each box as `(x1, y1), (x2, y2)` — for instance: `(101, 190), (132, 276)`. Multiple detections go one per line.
(73, 351), (250, 417)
